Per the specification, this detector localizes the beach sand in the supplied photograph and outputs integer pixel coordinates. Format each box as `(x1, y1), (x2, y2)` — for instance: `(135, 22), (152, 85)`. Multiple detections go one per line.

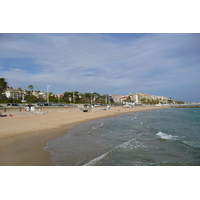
(0, 106), (168, 166)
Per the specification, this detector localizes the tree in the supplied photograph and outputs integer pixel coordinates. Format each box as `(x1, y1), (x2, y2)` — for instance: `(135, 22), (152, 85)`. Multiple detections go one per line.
(175, 101), (184, 104)
(63, 92), (74, 103)
(0, 78), (8, 101)
(167, 99), (173, 104)
(0, 93), (8, 103)
(0, 78), (8, 93)
(28, 85), (34, 94)
(63, 91), (81, 104)
(26, 95), (38, 103)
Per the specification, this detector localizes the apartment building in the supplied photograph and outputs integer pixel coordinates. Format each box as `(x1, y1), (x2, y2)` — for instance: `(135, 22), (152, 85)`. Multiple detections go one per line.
(32, 91), (47, 99)
(4, 88), (26, 100)
(112, 95), (123, 103)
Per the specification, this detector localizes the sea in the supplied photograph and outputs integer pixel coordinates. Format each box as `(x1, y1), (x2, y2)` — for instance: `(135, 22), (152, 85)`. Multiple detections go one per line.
(43, 107), (200, 166)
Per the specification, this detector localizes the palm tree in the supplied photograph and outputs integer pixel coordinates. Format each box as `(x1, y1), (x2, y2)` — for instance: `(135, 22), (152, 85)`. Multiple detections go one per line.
(0, 78), (8, 93)
(28, 85), (34, 95)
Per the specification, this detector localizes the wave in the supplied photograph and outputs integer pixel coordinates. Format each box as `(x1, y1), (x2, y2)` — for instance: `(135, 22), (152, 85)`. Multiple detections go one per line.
(92, 122), (105, 130)
(83, 151), (110, 166)
(182, 140), (200, 148)
(156, 131), (179, 140)
(84, 138), (146, 166)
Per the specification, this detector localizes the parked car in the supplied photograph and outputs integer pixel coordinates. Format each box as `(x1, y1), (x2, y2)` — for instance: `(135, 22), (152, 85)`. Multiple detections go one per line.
(94, 104), (102, 106)
(38, 103), (52, 106)
(6, 103), (20, 107)
(0, 105), (4, 107)
(83, 104), (92, 107)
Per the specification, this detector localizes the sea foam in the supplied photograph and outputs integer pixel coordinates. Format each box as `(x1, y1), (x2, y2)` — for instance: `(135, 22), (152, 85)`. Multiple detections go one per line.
(92, 122), (105, 130)
(84, 151), (110, 166)
(156, 131), (178, 140)
(182, 140), (200, 148)
(84, 138), (145, 166)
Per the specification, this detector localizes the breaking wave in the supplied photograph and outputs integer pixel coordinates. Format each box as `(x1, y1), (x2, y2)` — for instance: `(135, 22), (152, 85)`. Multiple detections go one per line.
(92, 122), (105, 130)
(84, 138), (146, 166)
(156, 131), (179, 140)
(182, 140), (200, 148)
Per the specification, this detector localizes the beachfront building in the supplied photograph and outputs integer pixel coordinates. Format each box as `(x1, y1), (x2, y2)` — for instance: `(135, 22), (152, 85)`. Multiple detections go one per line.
(112, 95), (122, 104)
(112, 92), (173, 105)
(32, 91), (47, 99)
(136, 93), (151, 103)
(150, 95), (157, 101)
(111, 95), (130, 104)
(121, 96), (128, 104)
(135, 94), (139, 103)
(4, 87), (26, 100)
(156, 96), (169, 104)
(129, 94), (138, 103)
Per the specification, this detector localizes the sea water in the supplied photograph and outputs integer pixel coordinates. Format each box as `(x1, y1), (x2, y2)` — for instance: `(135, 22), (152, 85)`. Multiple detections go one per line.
(44, 108), (200, 166)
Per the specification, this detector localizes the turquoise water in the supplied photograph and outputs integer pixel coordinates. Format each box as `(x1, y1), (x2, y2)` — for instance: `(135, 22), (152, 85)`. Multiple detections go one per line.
(44, 108), (200, 166)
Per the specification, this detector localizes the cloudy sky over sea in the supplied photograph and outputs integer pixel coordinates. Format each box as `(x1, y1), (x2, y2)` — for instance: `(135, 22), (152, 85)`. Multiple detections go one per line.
(0, 33), (199, 102)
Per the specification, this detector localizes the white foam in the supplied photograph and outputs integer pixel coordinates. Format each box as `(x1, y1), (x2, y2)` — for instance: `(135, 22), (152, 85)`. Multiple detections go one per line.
(93, 125), (101, 130)
(182, 140), (200, 148)
(83, 138), (145, 166)
(84, 140), (133, 166)
(118, 139), (146, 151)
(83, 151), (110, 166)
(156, 131), (179, 140)
(92, 125), (99, 129)
(92, 122), (105, 130)
(101, 122), (105, 126)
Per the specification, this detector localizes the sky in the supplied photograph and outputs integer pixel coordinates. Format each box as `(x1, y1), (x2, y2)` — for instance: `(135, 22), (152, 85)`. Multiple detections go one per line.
(0, 33), (200, 102)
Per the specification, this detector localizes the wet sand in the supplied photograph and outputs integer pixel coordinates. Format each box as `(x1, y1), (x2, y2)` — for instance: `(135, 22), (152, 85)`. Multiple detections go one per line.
(0, 106), (168, 166)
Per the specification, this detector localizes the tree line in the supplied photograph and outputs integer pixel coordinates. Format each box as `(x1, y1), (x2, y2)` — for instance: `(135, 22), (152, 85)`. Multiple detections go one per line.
(0, 78), (114, 104)
(0, 77), (184, 104)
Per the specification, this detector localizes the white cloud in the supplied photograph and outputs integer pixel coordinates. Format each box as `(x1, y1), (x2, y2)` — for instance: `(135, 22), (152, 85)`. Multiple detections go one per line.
(0, 33), (200, 101)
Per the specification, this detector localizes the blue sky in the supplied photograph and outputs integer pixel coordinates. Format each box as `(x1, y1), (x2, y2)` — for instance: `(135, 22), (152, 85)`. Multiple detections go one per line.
(0, 33), (200, 102)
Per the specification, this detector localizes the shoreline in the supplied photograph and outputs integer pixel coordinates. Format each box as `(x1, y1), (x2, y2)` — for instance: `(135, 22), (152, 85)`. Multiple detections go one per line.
(0, 106), (170, 166)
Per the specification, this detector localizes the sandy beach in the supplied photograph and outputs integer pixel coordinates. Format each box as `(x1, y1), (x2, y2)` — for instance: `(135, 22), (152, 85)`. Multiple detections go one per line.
(0, 106), (168, 166)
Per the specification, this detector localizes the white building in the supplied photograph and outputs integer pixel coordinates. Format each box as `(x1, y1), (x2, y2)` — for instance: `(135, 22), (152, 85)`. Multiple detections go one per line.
(112, 95), (123, 103)
(4, 88), (26, 100)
